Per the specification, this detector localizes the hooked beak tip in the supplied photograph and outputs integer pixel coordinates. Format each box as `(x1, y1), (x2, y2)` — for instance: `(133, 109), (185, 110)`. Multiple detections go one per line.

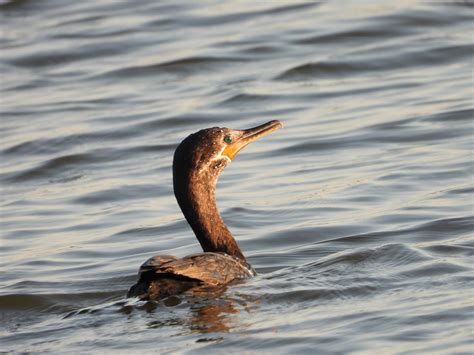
(222, 120), (283, 160)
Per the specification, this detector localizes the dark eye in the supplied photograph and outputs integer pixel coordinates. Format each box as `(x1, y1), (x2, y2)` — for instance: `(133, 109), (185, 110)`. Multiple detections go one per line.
(224, 135), (233, 144)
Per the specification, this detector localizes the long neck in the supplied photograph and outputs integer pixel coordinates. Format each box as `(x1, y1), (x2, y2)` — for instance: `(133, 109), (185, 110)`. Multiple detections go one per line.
(173, 169), (246, 261)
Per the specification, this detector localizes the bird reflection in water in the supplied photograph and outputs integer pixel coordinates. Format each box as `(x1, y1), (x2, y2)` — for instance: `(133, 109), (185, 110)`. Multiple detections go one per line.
(144, 285), (260, 335)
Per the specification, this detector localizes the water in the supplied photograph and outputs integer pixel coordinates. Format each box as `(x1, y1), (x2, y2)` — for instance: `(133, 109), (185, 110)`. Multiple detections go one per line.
(1, 0), (473, 353)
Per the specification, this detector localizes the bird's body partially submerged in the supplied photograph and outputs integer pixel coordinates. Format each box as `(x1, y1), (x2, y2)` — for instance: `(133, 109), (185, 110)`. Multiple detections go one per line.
(127, 253), (255, 299)
(128, 120), (282, 300)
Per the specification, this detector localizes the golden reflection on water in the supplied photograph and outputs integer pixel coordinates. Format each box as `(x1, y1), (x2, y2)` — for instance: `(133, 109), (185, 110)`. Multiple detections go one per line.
(187, 285), (252, 334)
(143, 285), (260, 335)
(190, 301), (238, 333)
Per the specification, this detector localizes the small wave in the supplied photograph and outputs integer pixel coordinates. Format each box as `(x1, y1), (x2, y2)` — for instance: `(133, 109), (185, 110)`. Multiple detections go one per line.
(2, 129), (143, 157)
(52, 29), (135, 40)
(259, 242), (471, 308)
(98, 56), (247, 80)
(308, 243), (431, 271)
(396, 261), (469, 279)
(275, 44), (473, 81)
(135, 114), (223, 131)
(9, 45), (124, 68)
(276, 62), (370, 81)
(93, 219), (187, 245)
(238, 45), (284, 55)
(447, 186), (474, 196)
(1, 152), (103, 183)
(1, 139), (175, 184)
(293, 27), (409, 46)
(277, 121), (468, 156)
(419, 108), (474, 123)
(179, 2), (317, 28)
(423, 243), (474, 260)
(73, 183), (164, 205)
(327, 216), (473, 246)
(276, 136), (359, 155)
(0, 290), (121, 312)
(220, 93), (277, 106)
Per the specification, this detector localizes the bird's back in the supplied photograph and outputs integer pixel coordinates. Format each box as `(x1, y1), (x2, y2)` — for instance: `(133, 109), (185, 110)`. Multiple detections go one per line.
(127, 252), (255, 300)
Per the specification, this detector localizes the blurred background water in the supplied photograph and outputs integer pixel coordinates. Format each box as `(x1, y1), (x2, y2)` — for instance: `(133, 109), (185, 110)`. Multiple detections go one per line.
(0, 0), (473, 353)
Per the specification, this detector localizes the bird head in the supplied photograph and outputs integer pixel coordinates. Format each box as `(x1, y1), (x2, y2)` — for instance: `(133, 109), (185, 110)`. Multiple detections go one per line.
(173, 120), (283, 180)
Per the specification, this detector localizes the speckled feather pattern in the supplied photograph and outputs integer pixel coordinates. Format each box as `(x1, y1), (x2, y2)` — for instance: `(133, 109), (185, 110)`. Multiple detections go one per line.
(141, 252), (255, 285)
(127, 253), (255, 299)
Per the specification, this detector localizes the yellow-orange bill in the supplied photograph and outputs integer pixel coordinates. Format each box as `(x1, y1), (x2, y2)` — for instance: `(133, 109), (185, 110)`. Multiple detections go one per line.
(222, 120), (283, 160)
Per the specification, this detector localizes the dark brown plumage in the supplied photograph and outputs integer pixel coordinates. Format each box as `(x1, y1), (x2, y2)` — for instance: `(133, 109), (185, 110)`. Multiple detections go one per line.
(127, 120), (282, 300)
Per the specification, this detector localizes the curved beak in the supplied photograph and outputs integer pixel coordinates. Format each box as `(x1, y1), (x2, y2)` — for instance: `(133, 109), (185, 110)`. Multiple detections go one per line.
(222, 120), (283, 160)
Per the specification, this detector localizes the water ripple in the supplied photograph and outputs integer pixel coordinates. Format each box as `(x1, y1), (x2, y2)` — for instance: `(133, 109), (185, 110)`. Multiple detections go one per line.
(1, 0), (472, 353)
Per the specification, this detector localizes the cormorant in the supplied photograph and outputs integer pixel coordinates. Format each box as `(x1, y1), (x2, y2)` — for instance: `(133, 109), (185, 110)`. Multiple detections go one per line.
(127, 120), (282, 300)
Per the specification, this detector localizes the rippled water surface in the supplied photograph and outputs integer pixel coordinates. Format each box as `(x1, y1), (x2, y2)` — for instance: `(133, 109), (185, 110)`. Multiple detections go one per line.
(1, 0), (473, 353)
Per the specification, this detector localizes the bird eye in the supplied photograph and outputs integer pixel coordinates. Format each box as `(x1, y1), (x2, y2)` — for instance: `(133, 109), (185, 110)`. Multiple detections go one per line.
(224, 135), (233, 144)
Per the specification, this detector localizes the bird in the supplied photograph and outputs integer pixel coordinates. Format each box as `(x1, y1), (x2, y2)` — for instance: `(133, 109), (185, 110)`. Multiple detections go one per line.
(127, 120), (283, 300)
